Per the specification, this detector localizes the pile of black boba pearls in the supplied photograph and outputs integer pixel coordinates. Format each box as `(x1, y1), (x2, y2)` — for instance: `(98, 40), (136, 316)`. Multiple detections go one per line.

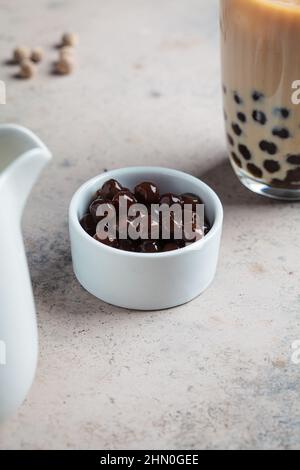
(80, 179), (211, 253)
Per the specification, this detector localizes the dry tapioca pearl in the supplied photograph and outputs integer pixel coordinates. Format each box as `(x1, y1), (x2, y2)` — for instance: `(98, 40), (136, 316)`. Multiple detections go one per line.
(238, 144), (251, 161)
(233, 92), (243, 105)
(231, 152), (242, 168)
(13, 46), (31, 63)
(272, 127), (290, 139)
(232, 123), (242, 136)
(252, 110), (267, 125)
(237, 112), (247, 123)
(19, 59), (36, 79)
(80, 214), (96, 236)
(287, 154), (300, 165)
(259, 140), (278, 155)
(264, 160), (280, 173)
(54, 57), (74, 75)
(247, 163), (263, 179)
(273, 108), (290, 119)
(252, 91), (264, 102)
(62, 32), (79, 47)
(227, 134), (234, 146)
(31, 47), (43, 63)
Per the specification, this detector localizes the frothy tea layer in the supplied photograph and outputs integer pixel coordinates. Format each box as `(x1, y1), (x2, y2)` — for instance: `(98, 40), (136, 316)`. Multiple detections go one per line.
(253, 0), (300, 11)
(264, 0), (300, 6)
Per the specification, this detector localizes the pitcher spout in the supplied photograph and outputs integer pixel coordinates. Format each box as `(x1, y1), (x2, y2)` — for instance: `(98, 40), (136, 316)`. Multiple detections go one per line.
(0, 124), (52, 217)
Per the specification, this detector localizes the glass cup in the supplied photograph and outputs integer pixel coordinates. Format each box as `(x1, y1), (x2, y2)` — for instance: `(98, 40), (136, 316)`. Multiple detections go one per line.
(220, 0), (300, 200)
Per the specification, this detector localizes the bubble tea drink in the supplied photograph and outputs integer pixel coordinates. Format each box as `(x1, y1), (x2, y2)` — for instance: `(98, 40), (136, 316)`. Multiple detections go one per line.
(220, 0), (300, 200)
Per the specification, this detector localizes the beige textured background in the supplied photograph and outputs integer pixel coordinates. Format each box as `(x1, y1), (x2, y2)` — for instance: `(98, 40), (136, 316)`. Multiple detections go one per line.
(0, 0), (300, 450)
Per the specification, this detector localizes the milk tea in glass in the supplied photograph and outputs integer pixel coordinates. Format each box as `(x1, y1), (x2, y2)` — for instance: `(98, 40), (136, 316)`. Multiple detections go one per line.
(220, 0), (300, 200)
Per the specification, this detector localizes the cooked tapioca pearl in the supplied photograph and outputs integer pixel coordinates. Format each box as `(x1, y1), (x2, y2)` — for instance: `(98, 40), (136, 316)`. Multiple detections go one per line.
(112, 190), (137, 210)
(271, 175), (300, 188)
(160, 193), (183, 207)
(237, 112), (247, 123)
(128, 213), (159, 239)
(227, 134), (234, 146)
(252, 91), (264, 102)
(183, 210), (204, 242)
(252, 110), (267, 125)
(204, 219), (211, 236)
(259, 140), (278, 155)
(80, 214), (96, 236)
(264, 160), (280, 173)
(273, 108), (290, 119)
(224, 110), (228, 121)
(286, 167), (300, 183)
(89, 198), (114, 222)
(231, 152), (242, 168)
(232, 123), (242, 136)
(181, 193), (203, 211)
(271, 178), (284, 188)
(118, 239), (136, 252)
(238, 144), (251, 161)
(223, 85), (227, 94)
(233, 92), (243, 105)
(272, 127), (290, 139)
(117, 214), (133, 236)
(287, 154), (300, 165)
(247, 163), (263, 179)
(138, 240), (161, 253)
(94, 233), (119, 249)
(161, 211), (183, 237)
(162, 240), (185, 252)
(100, 179), (123, 199)
(134, 181), (160, 204)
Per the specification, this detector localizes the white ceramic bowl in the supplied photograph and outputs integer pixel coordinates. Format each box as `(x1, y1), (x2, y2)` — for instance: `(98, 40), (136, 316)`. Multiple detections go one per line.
(69, 167), (223, 310)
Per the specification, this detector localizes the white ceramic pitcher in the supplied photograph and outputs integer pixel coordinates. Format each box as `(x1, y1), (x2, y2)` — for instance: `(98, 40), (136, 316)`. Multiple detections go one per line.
(0, 124), (51, 421)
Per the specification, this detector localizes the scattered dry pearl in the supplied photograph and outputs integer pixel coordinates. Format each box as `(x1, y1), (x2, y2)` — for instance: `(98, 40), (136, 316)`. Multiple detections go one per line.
(19, 60), (35, 79)
(62, 32), (78, 47)
(54, 57), (74, 75)
(30, 47), (43, 63)
(59, 46), (74, 60)
(13, 46), (30, 63)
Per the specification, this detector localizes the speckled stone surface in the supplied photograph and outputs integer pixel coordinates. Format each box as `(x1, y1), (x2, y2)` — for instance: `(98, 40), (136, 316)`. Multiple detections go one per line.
(0, 0), (300, 450)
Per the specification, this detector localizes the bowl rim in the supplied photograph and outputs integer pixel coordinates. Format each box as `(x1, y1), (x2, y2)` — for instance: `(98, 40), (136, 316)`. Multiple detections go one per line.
(69, 166), (223, 258)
